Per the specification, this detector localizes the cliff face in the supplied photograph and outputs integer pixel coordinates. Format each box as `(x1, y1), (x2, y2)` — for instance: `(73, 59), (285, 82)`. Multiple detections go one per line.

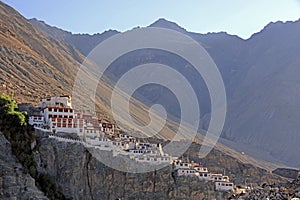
(32, 131), (285, 200)
(0, 126), (288, 200)
(0, 132), (48, 200)
(34, 135), (214, 200)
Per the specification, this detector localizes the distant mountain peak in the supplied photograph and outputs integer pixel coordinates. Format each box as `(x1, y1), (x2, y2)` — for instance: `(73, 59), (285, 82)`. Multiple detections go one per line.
(149, 18), (187, 32)
(151, 18), (174, 24)
(30, 18), (71, 34)
(248, 18), (300, 40)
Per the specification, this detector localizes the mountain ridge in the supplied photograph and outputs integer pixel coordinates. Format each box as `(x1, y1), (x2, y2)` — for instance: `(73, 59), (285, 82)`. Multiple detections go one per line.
(0, 1), (286, 171)
(29, 16), (300, 168)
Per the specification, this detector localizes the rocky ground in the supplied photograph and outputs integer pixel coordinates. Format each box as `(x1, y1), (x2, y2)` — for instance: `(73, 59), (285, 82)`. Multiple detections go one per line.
(230, 176), (300, 200)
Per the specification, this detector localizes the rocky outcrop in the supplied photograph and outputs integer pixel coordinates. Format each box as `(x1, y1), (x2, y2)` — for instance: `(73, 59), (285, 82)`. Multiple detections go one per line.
(34, 133), (231, 200)
(0, 128), (289, 200)
(273, 168), (299, 180)
(234, 181), (300, 200)
(31, 130), (285, 200)
(0, 132), (48, 200)
(230, 173), (300, 200)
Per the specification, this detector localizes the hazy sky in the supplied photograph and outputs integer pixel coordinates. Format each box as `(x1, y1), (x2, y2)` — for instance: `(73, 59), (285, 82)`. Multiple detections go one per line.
(2, 0), (300, 39)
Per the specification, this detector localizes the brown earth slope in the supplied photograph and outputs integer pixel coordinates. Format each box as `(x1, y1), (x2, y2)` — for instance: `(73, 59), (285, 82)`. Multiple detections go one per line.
(0, 2), (84, 104)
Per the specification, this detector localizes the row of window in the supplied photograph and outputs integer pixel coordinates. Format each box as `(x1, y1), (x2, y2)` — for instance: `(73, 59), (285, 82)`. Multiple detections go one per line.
(199, 173), (209, 177)
(213, 177), (223, 181)
(195, 167), (208, 172)
(52, 123), (83, 128)
(49, 115), (74, 119)
(86, 130), (99, 133)
(49, 108), (73, 112)
(132, 150), (153, 154)
(178, 163), (190, 167)
(138, 157), (169, 161)
(179, 170), (195, 174)
(178, 171), (210, 177)
(217, 183), (233, 187)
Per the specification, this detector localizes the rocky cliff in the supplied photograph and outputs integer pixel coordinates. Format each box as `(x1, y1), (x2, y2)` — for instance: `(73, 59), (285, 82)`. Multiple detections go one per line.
(232, 174), (300, 200)
(31, 130), (285, 200)
(34, 132), (214, 200)
(0, 132), (48, 199)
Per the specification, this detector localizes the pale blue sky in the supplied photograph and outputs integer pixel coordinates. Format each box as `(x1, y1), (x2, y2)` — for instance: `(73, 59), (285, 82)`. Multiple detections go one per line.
(2, 0), (300, 39)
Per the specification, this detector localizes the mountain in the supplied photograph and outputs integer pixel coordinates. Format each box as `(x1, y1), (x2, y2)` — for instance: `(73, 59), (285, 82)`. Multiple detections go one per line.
(30, 17), (300, 167)
(1, 1), (275, 166)
(0, 2), (84, 104)
(1, 1), (297, 199)
(222, 20), (300, 167)
(0, 2), (299, 199)
(0, 2), (151, 128)
(30, 18), (119, 56)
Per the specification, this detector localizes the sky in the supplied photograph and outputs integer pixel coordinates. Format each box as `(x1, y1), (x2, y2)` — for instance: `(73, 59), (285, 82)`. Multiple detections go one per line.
(2, 0), (300, 39)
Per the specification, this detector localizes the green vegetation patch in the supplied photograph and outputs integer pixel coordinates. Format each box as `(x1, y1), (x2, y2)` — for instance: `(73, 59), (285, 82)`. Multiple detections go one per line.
(0, 93), (65, 200)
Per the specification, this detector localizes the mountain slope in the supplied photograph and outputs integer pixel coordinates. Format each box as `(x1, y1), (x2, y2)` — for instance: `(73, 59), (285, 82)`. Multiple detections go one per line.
(222, 20), (300, 166)
(30, 17), (300, 167)
(0, 2), (124, 124)
(0, 0), (286, 174)
(30, 18), (119, 56)
(0, 2), (84, 104)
